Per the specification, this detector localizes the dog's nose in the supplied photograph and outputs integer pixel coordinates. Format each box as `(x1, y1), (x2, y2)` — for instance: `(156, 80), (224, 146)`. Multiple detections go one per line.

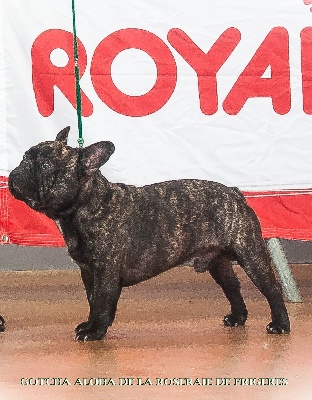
(8, 176), (14, 193)
(8, 173), (20, 197)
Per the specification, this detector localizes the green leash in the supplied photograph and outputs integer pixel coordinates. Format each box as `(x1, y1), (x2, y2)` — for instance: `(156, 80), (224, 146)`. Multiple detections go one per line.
(71, 0), (84, 148)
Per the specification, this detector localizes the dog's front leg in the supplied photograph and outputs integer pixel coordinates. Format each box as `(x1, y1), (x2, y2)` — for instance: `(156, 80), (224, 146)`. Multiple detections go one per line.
(75, 264), (122, 341)
(75, 266), (95, 334)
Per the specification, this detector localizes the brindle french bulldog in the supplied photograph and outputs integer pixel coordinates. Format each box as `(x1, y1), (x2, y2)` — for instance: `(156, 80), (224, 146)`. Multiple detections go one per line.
(8, 127), (290, 341)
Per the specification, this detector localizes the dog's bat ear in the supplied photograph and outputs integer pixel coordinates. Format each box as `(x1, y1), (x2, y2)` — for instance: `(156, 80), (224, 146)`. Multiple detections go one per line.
(55, 126), (70, 145)
(81, 141), (115, 171)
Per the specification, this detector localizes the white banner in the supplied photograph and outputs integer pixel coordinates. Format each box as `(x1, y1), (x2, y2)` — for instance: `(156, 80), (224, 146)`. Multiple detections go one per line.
(1, 0), (312, 190)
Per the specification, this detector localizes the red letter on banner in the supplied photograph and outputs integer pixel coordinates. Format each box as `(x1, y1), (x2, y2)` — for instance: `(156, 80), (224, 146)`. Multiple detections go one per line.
(223, 27), (290, 115)
(90, 29), (177, 116)
(301, 28), (312, 114)
(167, 28), (241, 115)
(31, 29), (93, 117)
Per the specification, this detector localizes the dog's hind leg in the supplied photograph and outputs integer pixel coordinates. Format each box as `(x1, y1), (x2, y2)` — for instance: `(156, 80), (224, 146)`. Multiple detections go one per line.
(234, 240), (290, 334)
(208, 255), (248, 327)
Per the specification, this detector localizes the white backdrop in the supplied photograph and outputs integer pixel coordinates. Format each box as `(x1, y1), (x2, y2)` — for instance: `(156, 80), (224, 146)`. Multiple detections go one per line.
(1, 0), (312, 191)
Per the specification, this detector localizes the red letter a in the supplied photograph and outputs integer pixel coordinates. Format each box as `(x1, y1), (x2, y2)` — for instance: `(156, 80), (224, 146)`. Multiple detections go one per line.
(301, 27), (312, 114)
(223, 27), (290, 115)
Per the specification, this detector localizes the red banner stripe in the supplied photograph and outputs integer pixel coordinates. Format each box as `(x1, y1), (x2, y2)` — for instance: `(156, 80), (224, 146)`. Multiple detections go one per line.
(1, 176), (311, 246)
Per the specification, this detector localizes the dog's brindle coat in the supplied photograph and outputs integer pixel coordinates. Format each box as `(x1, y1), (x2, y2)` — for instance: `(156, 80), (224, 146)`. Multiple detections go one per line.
(8, 127), (290, 340)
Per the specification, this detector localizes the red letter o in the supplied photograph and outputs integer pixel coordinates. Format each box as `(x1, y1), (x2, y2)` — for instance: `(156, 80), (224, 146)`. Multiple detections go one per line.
(91, 29), (177, 116)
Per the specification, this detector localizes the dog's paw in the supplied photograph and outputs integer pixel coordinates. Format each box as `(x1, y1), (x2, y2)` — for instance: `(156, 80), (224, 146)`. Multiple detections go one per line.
(266, 322), (290, 334)
(75, 324), (108, 342)
(75, 321), (90, 333)
(75, 332), (105, 342)
(223, 313), (247, 327)
(0, 315), (5, 332)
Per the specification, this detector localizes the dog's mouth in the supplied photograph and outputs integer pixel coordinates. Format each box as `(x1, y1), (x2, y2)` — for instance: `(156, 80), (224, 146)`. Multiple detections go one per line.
(8, 176), (42, 211)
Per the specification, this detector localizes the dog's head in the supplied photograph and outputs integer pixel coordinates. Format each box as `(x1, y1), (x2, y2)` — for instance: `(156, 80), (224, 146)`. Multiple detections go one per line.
(8, 127), (115, 219)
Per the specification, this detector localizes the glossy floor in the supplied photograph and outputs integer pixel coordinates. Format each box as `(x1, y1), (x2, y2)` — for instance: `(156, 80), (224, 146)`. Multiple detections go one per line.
(0, 264), (311, 399)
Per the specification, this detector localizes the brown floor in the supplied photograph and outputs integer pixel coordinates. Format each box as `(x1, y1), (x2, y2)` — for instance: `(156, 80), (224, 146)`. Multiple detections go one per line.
(0, 264), (311, 400)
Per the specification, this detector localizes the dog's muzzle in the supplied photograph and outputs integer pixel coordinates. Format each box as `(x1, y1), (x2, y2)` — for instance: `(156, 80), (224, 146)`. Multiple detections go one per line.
(8, 172), (38, 209)
(8, 173), (20, 198)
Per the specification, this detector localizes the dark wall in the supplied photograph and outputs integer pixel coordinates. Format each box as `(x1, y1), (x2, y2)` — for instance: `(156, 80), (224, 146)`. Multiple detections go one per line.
(281, 239), (312, 264)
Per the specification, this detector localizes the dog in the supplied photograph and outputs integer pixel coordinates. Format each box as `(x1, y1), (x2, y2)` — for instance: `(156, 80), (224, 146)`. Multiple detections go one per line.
(8, 127), (290, 341)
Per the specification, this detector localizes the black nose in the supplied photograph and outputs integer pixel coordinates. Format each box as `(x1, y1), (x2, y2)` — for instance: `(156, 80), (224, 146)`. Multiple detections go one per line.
(8, 173), (20, 197)
(8, 176), (14, 194)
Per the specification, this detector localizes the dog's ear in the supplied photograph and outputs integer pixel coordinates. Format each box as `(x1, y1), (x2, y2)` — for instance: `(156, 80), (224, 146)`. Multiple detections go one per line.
(81, 141), (115, 171)
(55, 126), (70, 145)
